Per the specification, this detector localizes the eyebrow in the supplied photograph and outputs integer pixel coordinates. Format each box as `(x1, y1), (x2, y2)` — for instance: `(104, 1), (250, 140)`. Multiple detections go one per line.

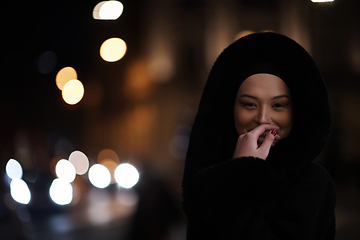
(239, 94), (290, 100)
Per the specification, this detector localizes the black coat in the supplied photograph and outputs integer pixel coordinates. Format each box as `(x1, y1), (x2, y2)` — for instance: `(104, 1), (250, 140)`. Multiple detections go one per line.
(182, 33), (336, 239)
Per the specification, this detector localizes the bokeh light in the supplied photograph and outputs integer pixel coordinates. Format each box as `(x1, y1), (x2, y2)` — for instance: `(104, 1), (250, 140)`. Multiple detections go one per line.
(6, 159), (23, 180)
(114, 163), (139, 188)
(55, 159), (76, 183)
(98, 149), (119, 163)
(62, 79), (84, 105)
(97, 149), (120, 184)
(99, 159), (118, 184)
(49, 178), (73, 205)
(169, 125), (191, 160)
(311, 0), (334, 2)
(87, 188), (111, 225)
(88, 164), (111, 188)
(169, 134), (190, 160)
(93, 1), (124, 20)
(124, 59), (153, 99)
(69, 150), (89, 175)
(93, 1), (106, 19)
(56, 66), (77, 90)
(38, 51), (57, 74)
(10, 179), (31, 204)
(54, 137), (74, 156)
(100, 38), (127, 62)
(116, 189), (139, 206)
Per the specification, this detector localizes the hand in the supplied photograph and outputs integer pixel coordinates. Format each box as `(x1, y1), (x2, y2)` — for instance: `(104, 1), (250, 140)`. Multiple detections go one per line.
(233, 124), (281, 160)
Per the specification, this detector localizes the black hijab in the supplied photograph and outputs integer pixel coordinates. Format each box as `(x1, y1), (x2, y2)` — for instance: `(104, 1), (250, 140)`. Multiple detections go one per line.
(183, 32), (332, 181)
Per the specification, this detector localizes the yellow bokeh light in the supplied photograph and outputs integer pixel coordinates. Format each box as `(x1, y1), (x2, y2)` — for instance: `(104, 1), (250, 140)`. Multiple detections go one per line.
(62, 79), (84, 105)
(56, 67), (77, 90)
(98, 149), (119, 163)
(124, 59), (152, 100)
(100, 38), (127, 62)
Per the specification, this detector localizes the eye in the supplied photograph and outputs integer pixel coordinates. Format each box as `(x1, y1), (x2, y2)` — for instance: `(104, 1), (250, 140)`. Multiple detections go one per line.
(241, 102), (257, 109)
(272, 103), (287, 109)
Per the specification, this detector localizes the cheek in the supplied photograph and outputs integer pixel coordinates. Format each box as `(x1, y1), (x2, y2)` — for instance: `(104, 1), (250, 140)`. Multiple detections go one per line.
(234, 109), (255, 134)
(273, 112), (293, 137)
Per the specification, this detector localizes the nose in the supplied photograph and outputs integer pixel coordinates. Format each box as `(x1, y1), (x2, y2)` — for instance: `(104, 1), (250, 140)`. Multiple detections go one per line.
(255, 107), (271, 124)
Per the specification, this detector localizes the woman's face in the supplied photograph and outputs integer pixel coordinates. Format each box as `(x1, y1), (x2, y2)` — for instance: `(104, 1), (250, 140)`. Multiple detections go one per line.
(234, 73), (293, 140)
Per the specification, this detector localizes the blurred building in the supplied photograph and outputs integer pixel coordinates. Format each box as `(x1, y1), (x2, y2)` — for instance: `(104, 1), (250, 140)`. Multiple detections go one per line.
(1, 0), (360, 239)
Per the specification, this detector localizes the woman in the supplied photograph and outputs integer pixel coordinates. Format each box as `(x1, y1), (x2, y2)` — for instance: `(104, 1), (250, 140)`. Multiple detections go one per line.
(182, 32), (336, 239)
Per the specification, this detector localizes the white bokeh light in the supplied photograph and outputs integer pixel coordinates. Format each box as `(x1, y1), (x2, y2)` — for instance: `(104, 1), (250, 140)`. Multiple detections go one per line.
(10, 179), (31, 204)
(311, 0), (334, 2)
(49, 178), (73, 205)
(114, 163), (139, 189)
(100, 1), (123, 20)
(6, 159), (23, 180)
(55, 159), (76, 183)
(69, 150), (89, 175)
(93, 1), (124, 20)
(88, 164), (111, 188)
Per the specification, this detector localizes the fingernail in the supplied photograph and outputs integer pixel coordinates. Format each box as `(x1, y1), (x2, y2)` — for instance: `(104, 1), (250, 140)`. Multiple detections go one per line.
(270, 129), (277, 136)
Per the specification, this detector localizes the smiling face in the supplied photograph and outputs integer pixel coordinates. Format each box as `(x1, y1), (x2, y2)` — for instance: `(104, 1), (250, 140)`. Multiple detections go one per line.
(234, 73), (293, 141)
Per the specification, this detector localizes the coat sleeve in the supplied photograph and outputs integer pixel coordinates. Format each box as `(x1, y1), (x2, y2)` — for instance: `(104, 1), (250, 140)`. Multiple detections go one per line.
(182, 158), (336, 240)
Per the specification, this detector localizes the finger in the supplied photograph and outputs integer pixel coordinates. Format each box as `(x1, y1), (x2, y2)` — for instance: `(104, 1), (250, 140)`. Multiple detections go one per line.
(258, 130), (276, 152)
(248, 124), (279, 138)
(238, 132), (247, 141)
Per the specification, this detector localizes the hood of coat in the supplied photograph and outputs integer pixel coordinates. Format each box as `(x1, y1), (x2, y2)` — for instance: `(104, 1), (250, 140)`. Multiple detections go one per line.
(185, 32), (332, 178)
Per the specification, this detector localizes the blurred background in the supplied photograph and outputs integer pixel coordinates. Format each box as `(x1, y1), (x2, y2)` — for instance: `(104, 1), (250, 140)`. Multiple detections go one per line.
(0, 0), (359, 239)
